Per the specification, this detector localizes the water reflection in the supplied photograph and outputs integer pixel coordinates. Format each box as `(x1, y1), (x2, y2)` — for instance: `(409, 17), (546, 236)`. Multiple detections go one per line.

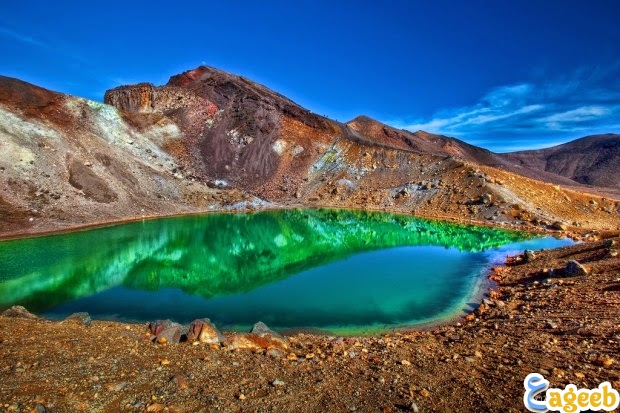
(0, 209), (533, 329)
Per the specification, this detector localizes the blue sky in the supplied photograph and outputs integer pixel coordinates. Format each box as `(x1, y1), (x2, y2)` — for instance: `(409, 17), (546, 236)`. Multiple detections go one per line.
(1, 0), (619, 152)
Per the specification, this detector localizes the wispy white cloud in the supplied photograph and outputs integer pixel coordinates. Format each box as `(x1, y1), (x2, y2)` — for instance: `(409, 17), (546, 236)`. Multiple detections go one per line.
(0, 26), (45, 47)
(388, 67), (620, 152)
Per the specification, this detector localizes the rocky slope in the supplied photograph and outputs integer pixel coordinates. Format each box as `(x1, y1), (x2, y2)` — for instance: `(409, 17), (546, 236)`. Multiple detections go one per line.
(499, 133), (620, 191)
(0, 67), (618, 239)
(0, 75), (256, 237)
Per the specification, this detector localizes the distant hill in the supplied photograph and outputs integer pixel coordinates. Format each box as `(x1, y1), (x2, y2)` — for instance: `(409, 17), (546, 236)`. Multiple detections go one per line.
(499, 134), (620, 189)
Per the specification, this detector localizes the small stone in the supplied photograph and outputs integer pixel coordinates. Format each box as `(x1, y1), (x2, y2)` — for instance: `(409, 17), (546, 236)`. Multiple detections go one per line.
(474, 351), (483, 358)
(34, 404), (46, 413)
(238, 393), (246, 400)
(400, 360), (411, 366)
(410, 401), (419, 413)
(271, 379), (285, 387)
(545, 321), (558, 330)
(603, 239), (616, 248)
(605, 249), (618, 258)
(146, 403), (164, 412)
(287, 353), (298, 361)
(524, 250), (536, 262)
(160, 359), (170, 366)
(565, 260), (588, 277)
(266, 348), (284, 358)
(420, 389), (430, 397)
(551, 221), (567, 231)
(65, 312), (91, 326)
(170, 374), (189, 391)
(305, 353), (315, 359)
(482, 298), (494, 307)
(480, 193), (493, 205)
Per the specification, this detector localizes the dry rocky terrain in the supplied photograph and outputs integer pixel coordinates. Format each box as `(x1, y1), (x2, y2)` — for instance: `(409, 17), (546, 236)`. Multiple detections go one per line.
(0, 236), (618, 412)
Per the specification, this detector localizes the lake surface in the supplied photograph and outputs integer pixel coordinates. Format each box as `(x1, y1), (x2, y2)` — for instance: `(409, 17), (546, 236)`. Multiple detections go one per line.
(0, 209), (573, 334)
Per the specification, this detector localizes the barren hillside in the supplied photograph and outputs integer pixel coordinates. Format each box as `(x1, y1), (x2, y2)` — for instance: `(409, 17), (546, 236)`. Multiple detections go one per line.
(0, 67), (618, 238)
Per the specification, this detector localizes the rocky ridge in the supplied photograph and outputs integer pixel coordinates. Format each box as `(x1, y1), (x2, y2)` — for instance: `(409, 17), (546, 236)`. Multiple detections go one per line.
(0, 67), (618, 238)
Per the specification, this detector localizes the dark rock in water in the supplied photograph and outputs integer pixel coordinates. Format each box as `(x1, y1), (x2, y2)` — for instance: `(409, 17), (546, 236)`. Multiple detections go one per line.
(187, 318), (225, 344)
(523, 250), (536, 262)
(65, 312), (92, 326)
(551, 221), (567, 231)
(1, 305), (39, 319)
(149, 319), (183, 344)
(565, 260), (588, 277)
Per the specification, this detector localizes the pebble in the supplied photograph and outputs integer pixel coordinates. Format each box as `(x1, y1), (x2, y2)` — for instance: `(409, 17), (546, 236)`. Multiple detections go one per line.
(170, 374), (189, 391)
(400, 360), (411, 366)
(545, 322), (558, 330)
(271, 379), (285, 387)
(266, 348), (284, 358)
(420, 389), (430, 397)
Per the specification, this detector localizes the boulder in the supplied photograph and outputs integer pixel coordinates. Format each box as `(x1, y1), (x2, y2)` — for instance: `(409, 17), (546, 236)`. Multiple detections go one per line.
(523, 250), (536, 263)
(186, 318), (225, 344)
(250, 321), (289, 349)
(1, 305), (39, 319)
(227, 327), (289, 351)
(148, 319), (183, 344)
(565, 260), (588, 277)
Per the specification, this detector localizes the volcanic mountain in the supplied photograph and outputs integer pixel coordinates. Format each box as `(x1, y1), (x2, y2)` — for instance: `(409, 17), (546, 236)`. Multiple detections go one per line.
(0, 66), (618, 237)
(499, 134), (620, 191)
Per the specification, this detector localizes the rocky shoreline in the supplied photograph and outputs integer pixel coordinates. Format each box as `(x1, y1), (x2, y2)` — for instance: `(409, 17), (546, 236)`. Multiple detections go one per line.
(0, 235), (618, 412)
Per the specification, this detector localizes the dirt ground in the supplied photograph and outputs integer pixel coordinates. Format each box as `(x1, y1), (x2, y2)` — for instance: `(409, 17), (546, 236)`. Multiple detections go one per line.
(1, 235), (618, 413)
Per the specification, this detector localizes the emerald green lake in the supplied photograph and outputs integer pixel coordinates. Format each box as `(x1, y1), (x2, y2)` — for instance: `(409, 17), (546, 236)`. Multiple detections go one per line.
(0, 209), (573, 334)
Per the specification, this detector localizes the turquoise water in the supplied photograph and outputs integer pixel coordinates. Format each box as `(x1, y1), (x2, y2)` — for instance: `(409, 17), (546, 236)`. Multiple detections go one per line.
(0, 209), (572, 334)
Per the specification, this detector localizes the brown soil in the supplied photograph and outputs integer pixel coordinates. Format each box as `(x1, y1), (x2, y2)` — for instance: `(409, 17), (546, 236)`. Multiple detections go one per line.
(1, 237), (619, 413)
